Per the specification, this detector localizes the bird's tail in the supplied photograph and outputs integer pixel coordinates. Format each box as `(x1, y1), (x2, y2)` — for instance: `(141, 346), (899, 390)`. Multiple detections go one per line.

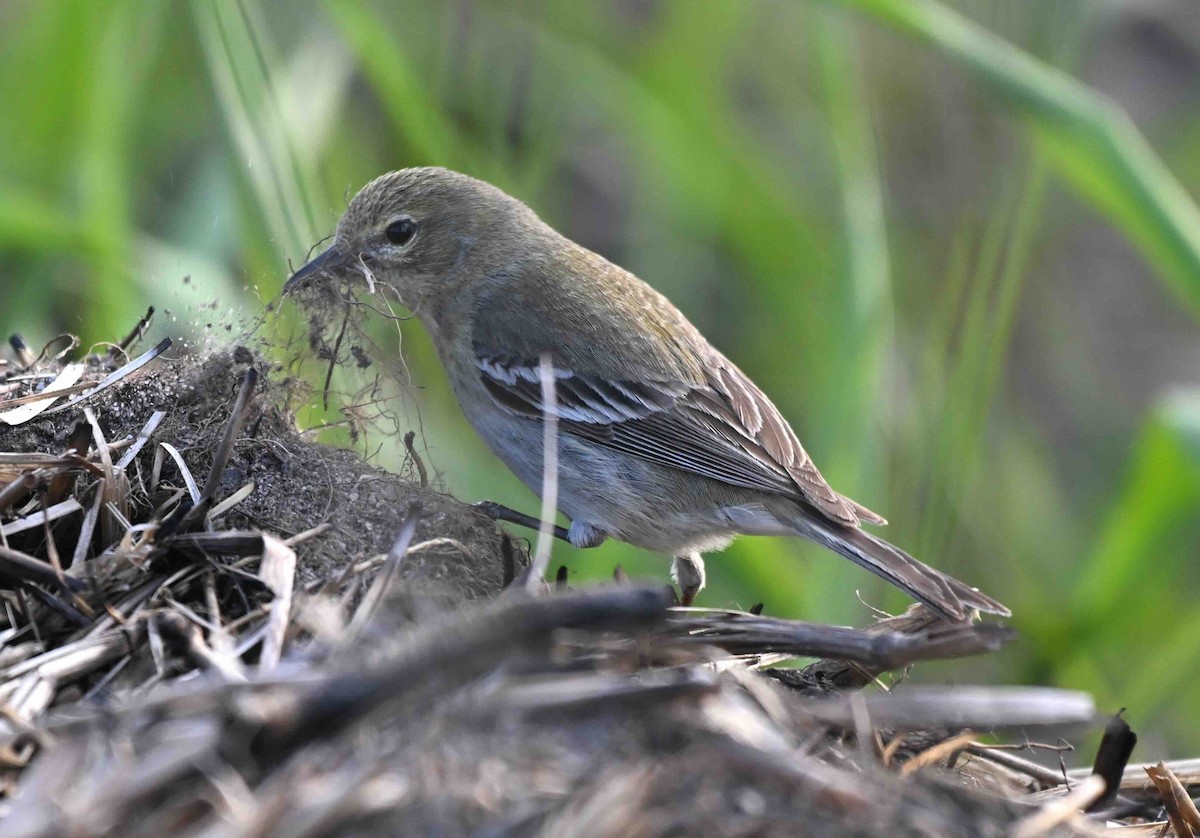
(795, 516), (1009, 622)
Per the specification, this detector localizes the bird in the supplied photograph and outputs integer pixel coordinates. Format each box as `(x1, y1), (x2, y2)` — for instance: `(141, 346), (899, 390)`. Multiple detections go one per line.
(283, 167), (1008, 621)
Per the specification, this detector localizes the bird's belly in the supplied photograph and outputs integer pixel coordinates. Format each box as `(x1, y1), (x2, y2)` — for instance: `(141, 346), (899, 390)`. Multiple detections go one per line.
(456, 394), (785, 554)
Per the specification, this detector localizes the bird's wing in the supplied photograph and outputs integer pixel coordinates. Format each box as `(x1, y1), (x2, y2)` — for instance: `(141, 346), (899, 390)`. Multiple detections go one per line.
(473, 349), (882, 527)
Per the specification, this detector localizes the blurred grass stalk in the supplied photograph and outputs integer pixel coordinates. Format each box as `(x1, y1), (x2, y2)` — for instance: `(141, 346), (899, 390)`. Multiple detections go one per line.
(797, 9), (895, 620)
(191, 0), (332, 264)
(324, 1), (472, 172)
(832, 0), (1200, 320)
(912, 160), (1046, 565)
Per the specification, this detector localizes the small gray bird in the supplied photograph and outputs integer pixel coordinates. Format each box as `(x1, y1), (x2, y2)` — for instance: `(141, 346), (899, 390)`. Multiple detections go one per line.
(285, 167), (1007, 621)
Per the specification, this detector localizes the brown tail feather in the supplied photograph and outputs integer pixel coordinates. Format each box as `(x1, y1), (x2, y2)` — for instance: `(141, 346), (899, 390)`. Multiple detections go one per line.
(795, 517), (1009, 621)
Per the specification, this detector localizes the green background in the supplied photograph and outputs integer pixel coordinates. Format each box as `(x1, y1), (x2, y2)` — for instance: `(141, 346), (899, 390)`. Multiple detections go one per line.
(3, 0), (1200, 756)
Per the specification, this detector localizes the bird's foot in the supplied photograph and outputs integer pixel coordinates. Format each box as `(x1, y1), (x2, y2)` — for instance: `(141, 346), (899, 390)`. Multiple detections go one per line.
(474, 501), (611, 551)
(671, 555), (706, 607)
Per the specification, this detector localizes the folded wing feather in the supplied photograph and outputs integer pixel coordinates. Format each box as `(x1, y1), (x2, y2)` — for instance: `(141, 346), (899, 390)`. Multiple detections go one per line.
(474, 350), (882, 527)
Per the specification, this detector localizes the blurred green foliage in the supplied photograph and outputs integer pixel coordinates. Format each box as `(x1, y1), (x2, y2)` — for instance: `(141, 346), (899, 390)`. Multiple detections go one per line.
(3, 0), (1200, 754)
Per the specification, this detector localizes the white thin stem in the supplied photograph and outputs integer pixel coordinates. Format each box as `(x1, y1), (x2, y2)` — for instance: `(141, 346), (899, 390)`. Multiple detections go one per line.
(528, 354), (559, 592)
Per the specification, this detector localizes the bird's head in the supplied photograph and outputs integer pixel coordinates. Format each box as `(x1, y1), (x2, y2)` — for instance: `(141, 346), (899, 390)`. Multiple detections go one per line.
(283, 167), (540, 316)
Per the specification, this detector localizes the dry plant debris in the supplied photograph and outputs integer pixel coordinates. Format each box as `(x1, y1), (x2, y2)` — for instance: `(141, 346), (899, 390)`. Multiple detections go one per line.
(0, 323), (1195, 836)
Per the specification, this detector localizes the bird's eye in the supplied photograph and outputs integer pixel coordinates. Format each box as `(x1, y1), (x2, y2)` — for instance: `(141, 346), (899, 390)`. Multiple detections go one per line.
(385, 218), (417, 246)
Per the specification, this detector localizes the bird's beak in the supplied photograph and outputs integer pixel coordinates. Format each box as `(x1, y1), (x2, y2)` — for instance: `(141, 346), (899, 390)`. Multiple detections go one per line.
(283, 246), (344, 295)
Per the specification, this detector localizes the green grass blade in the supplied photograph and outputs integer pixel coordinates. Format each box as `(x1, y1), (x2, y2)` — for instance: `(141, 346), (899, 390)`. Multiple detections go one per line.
(191, 0), (339, 269)
(1071, 391), (1200, 622)
(322, 2), (471, 171)
(796, 10), (895, 619)
(813, 10), (893, 470)
(833, 0), (1200, 321)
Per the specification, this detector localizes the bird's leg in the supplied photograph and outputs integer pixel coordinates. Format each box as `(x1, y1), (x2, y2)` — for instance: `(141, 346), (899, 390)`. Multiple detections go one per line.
(671, 554), (706, 607)
(475, 501), (570, 542)
(474, 501), (609, 549)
